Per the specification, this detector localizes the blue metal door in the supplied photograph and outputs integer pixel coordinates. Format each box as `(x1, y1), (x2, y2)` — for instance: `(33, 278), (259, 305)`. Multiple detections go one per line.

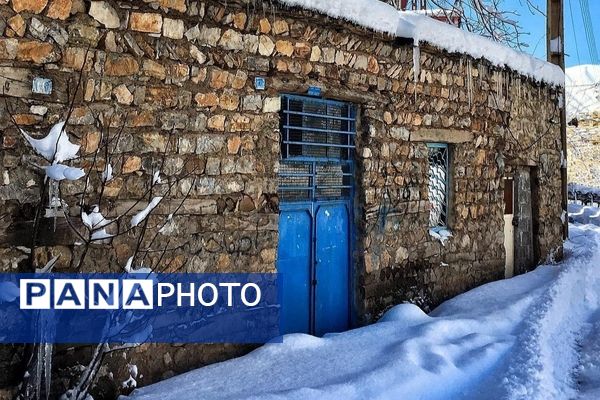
(315, 202), (350, 335)
(277, 205), (312, 334)
(277, 95), (355, 336)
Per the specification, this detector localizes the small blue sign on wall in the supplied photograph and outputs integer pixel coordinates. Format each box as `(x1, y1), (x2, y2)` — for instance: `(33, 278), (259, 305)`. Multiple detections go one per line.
(32, 77), (53, 95)
(254, 77), (266, 90)
(308, 86), (321, 97)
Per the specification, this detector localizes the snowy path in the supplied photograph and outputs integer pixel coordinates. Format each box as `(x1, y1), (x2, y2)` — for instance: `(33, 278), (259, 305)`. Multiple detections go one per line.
(499, 224), (600, 400)
(571, 225), (600, 400)
(577, 311), (600, 400)
(127, 221), (600, 400)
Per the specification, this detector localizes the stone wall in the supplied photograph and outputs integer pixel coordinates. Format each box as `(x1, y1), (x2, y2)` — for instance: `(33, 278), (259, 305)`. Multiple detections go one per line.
(356, 46), (564, 319)
(0, 0), (564, 396)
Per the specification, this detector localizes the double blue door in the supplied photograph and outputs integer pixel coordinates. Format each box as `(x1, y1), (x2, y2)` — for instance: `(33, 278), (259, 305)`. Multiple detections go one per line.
(277, 94), (356, 336)
(278, 200), (351, 336)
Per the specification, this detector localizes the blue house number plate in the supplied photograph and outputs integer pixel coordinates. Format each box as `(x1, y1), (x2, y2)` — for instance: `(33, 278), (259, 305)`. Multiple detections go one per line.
(32, 77), (53, 95)
(254, 77), (266, 90)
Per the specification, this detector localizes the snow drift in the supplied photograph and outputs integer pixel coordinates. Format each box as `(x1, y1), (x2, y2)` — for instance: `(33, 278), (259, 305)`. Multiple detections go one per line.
(569, 203), (600, 227)
(126, 220), (600, 400)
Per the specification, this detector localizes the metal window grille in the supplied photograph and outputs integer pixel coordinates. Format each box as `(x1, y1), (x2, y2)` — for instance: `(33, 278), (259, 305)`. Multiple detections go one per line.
(278, 95), (356, 203)
(428, 143), (449, 228)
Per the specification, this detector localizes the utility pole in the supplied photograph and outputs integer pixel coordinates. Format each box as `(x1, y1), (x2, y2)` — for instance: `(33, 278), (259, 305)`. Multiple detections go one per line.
(547, 0), (568, 240)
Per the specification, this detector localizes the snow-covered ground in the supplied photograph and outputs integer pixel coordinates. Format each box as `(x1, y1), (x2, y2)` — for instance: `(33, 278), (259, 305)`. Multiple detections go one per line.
(127, 213), (600, 400)
(569, 203), (600, 226)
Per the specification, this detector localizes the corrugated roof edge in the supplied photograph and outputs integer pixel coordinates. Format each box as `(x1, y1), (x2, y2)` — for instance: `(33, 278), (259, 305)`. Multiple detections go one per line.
(278, 0), (565, 87)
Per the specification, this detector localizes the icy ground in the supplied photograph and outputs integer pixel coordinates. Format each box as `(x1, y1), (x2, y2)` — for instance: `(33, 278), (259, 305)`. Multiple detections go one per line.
(127, 214), (600, 400)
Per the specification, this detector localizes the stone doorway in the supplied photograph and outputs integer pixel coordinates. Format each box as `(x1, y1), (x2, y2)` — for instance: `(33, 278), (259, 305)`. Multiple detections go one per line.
(514, 167), (535, 275)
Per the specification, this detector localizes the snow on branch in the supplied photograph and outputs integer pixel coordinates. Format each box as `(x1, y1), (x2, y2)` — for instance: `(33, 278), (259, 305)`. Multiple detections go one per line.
(124, 257), (152, 274)
(21, 121), (80, 163)
(152, 170), (162, 185)
(102, 163), (114, 182)
(44, 164), (85, 181)
(82, 206), (114, 241)
(131, 197), (164, 228)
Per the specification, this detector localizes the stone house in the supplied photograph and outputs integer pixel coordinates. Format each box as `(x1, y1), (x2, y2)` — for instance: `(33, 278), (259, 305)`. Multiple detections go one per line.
(0, 0), (564, 395)
(568, 113), (600, 191)
(566, 65), (600, 192)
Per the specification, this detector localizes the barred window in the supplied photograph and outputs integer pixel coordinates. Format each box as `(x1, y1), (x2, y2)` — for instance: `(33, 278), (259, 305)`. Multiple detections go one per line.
(279, 95), (355, 161)
(428, 143), (450, 228)
(278, 95), (356, 203)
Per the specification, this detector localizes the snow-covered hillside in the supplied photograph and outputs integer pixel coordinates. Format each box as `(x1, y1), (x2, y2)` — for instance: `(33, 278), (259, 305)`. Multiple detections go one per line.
(566, 64), (600, 119)
(126, 217), (600, 400)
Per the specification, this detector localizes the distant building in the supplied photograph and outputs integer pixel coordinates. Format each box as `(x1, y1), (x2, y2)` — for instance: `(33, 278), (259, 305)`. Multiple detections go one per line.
(398, 0), (461, 25)
(566, 65), (600, 194)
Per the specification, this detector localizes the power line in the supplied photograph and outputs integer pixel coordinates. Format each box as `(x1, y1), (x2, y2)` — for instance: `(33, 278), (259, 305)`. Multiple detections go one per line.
(568, 0), (581, 64)
(577, 0), (593, 58)
(578, 0), (599, 63)
(580, 0), (594, 60)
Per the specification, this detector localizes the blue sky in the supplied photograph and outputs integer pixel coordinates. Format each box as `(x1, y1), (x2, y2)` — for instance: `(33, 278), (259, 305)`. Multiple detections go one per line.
(505, 0), (600, 67)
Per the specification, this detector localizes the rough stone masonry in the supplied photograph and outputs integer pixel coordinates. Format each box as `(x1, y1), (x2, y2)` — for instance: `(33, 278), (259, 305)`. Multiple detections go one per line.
(0, 0), (564, 397)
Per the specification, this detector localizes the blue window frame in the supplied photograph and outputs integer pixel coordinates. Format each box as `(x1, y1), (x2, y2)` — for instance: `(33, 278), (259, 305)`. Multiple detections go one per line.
(427, 143), (450, 228)
(278, 95), (356, 203)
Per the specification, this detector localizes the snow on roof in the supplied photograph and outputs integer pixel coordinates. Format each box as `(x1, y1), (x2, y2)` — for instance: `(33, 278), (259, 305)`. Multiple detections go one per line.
(278, 0), (565, 87)
(566, 64), (600, 119)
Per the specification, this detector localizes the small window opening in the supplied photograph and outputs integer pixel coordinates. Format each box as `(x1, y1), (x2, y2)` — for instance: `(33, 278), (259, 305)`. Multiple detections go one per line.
(428, 143), (450, 228)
